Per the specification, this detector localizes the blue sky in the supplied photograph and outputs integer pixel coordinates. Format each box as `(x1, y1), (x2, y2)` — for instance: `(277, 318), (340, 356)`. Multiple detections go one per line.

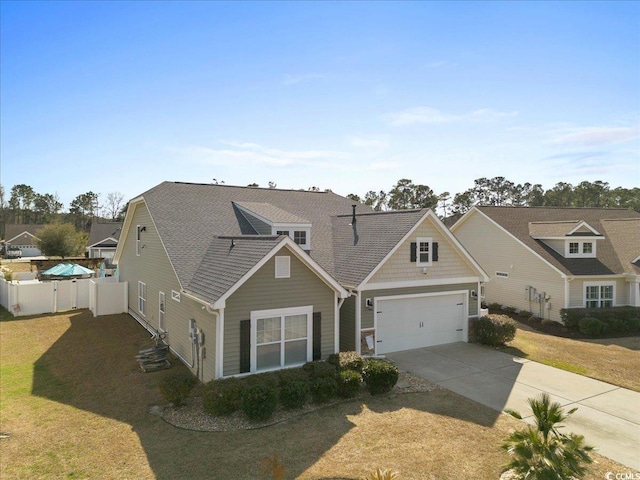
(1, 1), (638, 209)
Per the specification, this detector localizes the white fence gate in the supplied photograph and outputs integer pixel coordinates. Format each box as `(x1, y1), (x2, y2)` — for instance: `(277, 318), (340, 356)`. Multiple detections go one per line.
(0, 277), (127, 317)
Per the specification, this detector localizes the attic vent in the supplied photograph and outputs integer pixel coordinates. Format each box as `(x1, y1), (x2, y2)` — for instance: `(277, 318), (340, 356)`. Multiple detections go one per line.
(275, 256), (291, 279)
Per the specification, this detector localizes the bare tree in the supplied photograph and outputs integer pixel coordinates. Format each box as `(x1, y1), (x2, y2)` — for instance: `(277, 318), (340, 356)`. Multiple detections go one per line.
(105, 192), (125, 220)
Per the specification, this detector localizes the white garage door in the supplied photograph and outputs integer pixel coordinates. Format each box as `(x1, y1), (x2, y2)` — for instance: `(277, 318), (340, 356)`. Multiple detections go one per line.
(375, 292), (467, 354)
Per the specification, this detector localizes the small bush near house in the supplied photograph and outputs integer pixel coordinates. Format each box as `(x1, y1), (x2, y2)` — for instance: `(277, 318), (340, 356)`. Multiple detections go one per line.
(311, 376), (338, 403)
(327, 351), (365, 373)
(487, 302), (503, 312)
(578, 317), (607, 337)
(159, 370), (197, 406)
(517, 309), (533, 319)
(473, 315), (517, 347)
(279, 379), (310, 410)
(502, 306), (517, 315)
(203, 377), (244, 416)
(560, 307), (640, 334)
(303, 361), (337, 381)
(336, 369), (362, 398)
(242, 383), (278, 421)
(362, 358), (399, 395)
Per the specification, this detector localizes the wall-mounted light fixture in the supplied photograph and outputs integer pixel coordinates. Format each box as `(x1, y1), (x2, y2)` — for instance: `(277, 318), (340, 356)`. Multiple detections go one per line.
(140, 226), (147, 232)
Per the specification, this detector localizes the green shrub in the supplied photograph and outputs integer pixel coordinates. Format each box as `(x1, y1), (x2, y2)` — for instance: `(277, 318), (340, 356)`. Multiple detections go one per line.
(327, 351), (365, 373)
(473, 315), (517, 346)
(502, 306), (517, 315)
(605, 317), (626, 334)
(278, 367), (309, 383)
(336, 369), (362, 398)
(242, 384), (278, 421)
(245, 370), (280, 388)
(311, 377), (338, 403)
(487, 302), (503, 312)
(279, 379), (310, 409)
(203, 377), (244, 416)
(159, 370), (197, 406)
(362, 358), (399, 395)
(518, 309), (532, 319)
(561, 307), (640, 332)
(303, 361), (337, 381)
(578, 317), (607, 337)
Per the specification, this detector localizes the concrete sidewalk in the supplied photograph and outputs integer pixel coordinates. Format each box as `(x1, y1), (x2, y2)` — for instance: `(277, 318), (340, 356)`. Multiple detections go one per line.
(387, 342), (640, 471)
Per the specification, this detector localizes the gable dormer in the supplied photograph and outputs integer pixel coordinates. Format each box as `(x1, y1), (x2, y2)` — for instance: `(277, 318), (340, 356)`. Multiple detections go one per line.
(529, 220), (604, 259)
(233, 201), (312, 250)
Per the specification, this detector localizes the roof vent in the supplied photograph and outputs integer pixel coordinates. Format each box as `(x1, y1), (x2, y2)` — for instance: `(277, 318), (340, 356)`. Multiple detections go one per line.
(350, 205), (357, 225)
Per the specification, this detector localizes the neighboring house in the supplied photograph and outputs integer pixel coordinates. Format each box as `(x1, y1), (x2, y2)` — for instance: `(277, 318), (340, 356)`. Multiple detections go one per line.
(4, 224), (45, 257)
(113, 182), (488, 382)
(86, 221), (122, 266)
(451, 206), (640, 323)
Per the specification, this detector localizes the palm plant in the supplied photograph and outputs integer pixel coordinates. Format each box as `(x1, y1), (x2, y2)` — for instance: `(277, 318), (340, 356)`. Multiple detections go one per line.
(502, 393), (594, 480)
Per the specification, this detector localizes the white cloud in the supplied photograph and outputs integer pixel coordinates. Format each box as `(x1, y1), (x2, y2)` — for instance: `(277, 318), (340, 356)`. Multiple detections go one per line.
(349, 136), (390, 149)
(551, 126), (639, 147)
(167, 141), (348, 168)
(282, 73), (324, 85)
(369, 161), (398, 170)
(386, 106), (518, 126)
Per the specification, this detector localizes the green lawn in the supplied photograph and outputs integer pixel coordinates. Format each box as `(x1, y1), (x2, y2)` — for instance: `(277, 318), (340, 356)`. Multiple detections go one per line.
(0, 310), (629, 479)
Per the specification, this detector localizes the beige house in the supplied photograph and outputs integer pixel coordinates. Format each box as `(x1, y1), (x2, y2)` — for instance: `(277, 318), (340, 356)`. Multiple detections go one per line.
(114, 182), (487, 382)
(451, 206), (640, 323)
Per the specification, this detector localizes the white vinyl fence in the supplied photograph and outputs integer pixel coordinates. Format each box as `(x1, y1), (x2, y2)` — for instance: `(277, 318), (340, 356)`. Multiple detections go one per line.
(0, 277), (128, 317)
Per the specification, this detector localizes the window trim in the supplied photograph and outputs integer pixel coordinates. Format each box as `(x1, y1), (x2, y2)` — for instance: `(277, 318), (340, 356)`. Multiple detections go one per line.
(272, 226), (311, 249)
(250, 305), (313, 373)
(565, 239), (597, 258)
(136, 225), (142, 256)
(138, 281), (147, 317)
(583, 281), (615, 308)
(415, 237), (432, 267)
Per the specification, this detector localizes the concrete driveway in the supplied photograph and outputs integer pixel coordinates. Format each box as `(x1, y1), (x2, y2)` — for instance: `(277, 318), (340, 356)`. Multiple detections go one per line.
(387, 342), (640, 471)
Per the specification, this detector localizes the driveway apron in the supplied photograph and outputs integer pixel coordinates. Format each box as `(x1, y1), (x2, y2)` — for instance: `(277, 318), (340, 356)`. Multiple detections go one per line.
(387, 342), (640, 471)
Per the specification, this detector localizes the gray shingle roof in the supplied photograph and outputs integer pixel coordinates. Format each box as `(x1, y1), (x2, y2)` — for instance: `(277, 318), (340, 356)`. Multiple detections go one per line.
(477, 206), (640, 276)
(87, 222), (122, 247)
(528, 221), (601, 238)
(140, 182), (373, 291)
(5, 224), (45, 243)
(331, 209), (428, 287)
(187, 236), (283, 303)
(233, 202), (310, 224)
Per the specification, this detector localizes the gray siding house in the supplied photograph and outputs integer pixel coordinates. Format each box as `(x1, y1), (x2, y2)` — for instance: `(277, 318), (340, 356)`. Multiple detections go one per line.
(114, 182), (487, 382)
(451, 206), (640, 322)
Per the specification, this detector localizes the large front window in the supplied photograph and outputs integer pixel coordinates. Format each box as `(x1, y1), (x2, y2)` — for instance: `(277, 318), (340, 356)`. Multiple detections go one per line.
(252, 306), (312, 372)
(585, 283), (614, 308)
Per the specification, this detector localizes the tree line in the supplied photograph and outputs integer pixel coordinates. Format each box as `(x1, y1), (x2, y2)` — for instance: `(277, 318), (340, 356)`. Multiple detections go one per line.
(346, 177), (640, 217)
(1, 177), (638, 241)
(0, 184), (126, 235)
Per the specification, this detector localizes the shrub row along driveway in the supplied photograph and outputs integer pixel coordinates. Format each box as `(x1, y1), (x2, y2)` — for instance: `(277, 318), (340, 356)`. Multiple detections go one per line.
(387, 342), (640, 471)
(0, 310), (630, 479)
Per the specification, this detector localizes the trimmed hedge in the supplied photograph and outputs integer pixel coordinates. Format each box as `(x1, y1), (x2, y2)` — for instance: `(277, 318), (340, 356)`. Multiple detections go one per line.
(303, 361), (337, 381)
(561, 307), (640, 335)
(362, 358), (399, 395)
(159, 370), (197, 406)
(203, 377), (244, 416)
(337, 369), (362, 398)
(473, 315), (517, 346)
(242, 384), (278, 421)
(279, 379), (310, 409)
(311, 377), (338, 403)
(327, 351), (365, 373)
(578, 317), (606, 337)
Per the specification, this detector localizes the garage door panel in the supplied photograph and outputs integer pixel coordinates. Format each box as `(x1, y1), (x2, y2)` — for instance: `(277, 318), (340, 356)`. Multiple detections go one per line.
(376, 293), (465, 354)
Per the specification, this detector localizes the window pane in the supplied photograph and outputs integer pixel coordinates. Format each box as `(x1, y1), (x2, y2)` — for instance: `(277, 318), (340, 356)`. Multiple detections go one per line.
(285, 314), (307, 340)
(601, 300), (613, 308)
(285, 339), (307, 365)
(585, 286), (599, 300)
(601, 286), (613, 299)
(586, 300), (598, 308)
(294, 231), (306, 245)
(257, 317), (281, 344)
(419, 242), (429, 263)
(583, 242), (593, 254)
(257, 344), (281, 370)
(569, 242), (579, 254)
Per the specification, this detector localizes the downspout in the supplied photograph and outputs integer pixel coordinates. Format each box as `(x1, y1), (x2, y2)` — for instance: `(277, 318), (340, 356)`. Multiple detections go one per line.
(349, 289), (361, 354)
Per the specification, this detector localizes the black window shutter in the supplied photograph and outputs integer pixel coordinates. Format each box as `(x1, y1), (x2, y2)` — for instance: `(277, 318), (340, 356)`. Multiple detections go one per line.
(240, 319), (251, 373)
(312, 312), (322, 361)
(433, 242), (439, 262)
(410, 242), (417, 262)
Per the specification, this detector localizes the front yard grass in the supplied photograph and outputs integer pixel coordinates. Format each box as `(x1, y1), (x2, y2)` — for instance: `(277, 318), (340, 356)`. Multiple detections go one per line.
(0, 311), (629, 479)
(501, 322), (640, 392)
